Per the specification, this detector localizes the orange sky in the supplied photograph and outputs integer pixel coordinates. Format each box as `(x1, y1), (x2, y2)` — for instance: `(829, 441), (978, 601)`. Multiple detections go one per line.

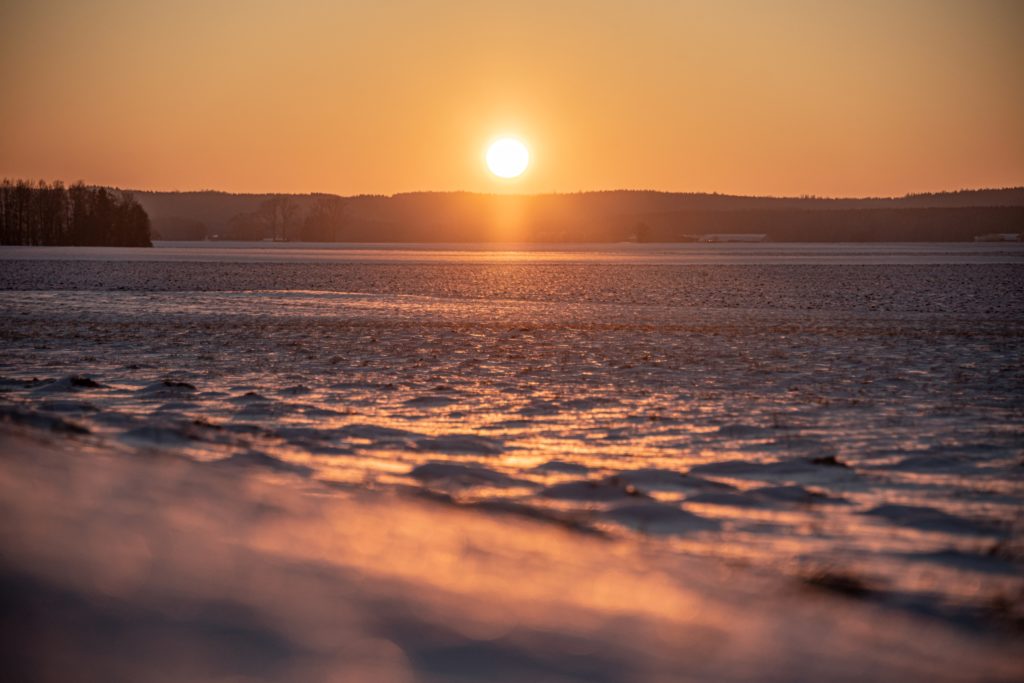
(1, 0), (1021, 197)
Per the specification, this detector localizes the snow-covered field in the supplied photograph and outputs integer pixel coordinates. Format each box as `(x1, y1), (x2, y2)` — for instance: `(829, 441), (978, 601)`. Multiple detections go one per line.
(1, 243), (1022, 681)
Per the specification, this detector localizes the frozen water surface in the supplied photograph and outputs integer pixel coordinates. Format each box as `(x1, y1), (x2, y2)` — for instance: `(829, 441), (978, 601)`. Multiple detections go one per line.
(1, 243), (1022, 680)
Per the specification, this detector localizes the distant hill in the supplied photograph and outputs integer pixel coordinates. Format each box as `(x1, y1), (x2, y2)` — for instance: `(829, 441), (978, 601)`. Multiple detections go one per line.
(133, 187), (1024, 242)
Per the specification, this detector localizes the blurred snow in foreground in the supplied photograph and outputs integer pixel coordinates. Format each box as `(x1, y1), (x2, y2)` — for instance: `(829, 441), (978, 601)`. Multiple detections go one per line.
(1, 431), (1020, 683)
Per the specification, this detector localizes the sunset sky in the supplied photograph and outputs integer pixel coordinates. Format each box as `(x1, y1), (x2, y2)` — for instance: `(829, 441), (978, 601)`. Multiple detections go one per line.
(1, 0), (1021, 197)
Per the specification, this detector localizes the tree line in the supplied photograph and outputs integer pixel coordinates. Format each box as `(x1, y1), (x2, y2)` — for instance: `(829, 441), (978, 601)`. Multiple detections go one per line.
(627, 206), (1024, 243)
(222, 195), (347, 241)
(0, 179), (152, 246)
(136, 187), (1024, 242)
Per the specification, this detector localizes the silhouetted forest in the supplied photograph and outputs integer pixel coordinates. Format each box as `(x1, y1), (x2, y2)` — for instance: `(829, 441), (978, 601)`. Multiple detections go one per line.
(136, 187), (1024, 243)
(0, 180), (151, 246)
(222, 195), (347, 241)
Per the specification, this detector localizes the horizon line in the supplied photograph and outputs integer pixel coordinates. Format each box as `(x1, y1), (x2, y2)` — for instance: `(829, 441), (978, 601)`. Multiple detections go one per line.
(106, 184), (1024, 202)
(4, 177), (1024, 201)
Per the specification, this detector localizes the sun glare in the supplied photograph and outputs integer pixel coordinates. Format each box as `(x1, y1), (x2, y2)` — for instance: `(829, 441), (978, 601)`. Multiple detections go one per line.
(486, 138), (529, 179)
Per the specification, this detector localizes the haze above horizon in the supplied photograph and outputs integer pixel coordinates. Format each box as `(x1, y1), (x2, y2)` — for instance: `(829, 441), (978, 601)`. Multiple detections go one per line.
(1, 0), (1021, 197)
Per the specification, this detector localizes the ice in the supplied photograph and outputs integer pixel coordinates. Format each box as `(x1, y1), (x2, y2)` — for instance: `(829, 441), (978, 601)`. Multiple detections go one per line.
(0, 243), (1022, 673)
(541, 478), (649, 502)
(863, 504), (1004, 537)
(213, 450), (314, 476)
(409, 462), (532, 490)
(414, 434), (505, 456)
(612, 468), (735, 493)
(603, 500), (721, 534)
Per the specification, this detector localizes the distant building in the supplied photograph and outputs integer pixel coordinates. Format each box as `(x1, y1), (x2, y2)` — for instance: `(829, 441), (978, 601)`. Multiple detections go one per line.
(698, 234), (767, 243)
(973, 233), (1020, 242)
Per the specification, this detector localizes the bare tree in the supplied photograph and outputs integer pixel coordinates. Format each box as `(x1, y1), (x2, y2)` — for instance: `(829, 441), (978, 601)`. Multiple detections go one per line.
(0, 179), (151, 246)
(258, 197), (298, 241)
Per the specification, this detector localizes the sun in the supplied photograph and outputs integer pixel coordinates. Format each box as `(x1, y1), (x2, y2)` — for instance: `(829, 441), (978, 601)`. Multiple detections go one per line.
(486, 138), (529, 179)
